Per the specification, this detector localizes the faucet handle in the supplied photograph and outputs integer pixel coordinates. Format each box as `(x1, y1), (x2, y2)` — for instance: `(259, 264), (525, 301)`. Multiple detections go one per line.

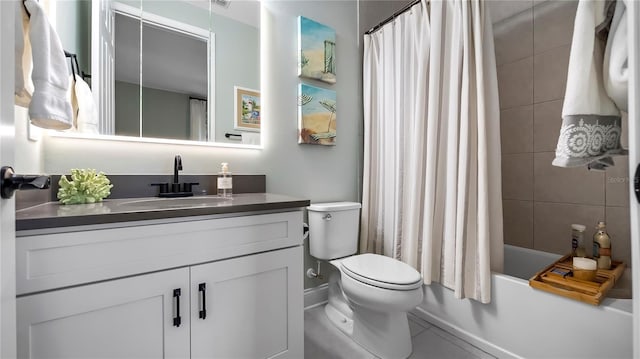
(183, 182), (199, 193)
(151, 182), (169, 195)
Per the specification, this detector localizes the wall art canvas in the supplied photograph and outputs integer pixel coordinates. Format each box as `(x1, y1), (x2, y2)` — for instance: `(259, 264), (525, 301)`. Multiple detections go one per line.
(298, 83), (336, 145)
(234, 86), (261, 132)
(298, 16), (336, 84)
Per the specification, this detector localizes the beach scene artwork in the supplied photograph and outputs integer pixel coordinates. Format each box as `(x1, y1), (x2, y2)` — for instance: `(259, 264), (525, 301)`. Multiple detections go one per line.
(298, 83), (336, 145)
(234, 87), (261, 131)
(298, 16), (336, 84)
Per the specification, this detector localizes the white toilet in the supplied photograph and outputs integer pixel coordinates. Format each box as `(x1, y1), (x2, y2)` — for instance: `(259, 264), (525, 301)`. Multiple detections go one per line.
(307, 202), (423, 359)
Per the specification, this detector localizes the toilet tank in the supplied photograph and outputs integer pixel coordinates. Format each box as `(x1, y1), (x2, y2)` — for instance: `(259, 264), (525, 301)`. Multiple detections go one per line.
(307, 202), (361, 260)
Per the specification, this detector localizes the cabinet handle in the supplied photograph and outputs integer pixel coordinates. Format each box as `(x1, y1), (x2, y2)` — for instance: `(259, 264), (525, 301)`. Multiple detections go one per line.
(198, 283), (207, 320)
(173, 288), (182, 327)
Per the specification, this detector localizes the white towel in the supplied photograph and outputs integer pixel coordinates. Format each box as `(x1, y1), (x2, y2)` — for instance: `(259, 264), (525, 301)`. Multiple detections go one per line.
(14, 1), (33, 107)
(603, 0), (628, 112)
(241, 132), (260, 145)
(20, 0), (73, 130)
(553, 0), (625, 170)
(68, 75), (99, 134)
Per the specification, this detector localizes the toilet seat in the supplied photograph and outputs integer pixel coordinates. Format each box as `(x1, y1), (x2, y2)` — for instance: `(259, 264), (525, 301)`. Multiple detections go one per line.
(340, 254), (423, 291)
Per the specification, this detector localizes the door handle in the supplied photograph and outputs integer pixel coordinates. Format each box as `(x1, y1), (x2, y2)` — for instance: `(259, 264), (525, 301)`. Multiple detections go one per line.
(173, 288), (182, 327)
(1, 166), (51, 199)
(198, 283), (207, 320)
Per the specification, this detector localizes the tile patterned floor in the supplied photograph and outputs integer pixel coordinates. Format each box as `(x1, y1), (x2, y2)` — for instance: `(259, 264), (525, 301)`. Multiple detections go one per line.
(304, 305), (496, 359)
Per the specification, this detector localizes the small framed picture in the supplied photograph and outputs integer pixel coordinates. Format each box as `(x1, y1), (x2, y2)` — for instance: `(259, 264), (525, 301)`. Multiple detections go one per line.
(234, 86), (261, 132)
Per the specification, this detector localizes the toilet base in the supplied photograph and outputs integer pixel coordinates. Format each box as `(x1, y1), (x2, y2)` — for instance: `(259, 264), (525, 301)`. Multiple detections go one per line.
(351, 306), (412, 359)
(324, 274), (413, 359)
(324, 302), (354, 336)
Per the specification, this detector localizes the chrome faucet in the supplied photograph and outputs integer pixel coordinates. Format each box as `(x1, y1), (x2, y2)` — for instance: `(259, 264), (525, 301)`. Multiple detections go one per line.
(173, 155), (182, 184)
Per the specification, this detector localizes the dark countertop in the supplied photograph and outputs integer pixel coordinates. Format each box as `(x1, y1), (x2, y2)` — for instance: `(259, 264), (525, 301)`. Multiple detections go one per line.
(16, 193), (310, 231)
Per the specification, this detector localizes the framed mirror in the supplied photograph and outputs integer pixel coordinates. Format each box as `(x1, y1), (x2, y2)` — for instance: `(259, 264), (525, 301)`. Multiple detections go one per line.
(57, 0), (261, 147)
(110, 2), (211, 141)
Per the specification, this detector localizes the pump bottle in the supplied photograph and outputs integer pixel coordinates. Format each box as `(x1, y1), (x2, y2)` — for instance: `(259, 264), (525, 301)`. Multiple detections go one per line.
(592, 221), (612, 269)
(217, 162), (233, 197)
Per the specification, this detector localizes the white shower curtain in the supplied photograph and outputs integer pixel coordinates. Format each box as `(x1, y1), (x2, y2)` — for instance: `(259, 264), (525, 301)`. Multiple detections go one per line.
(190, 98), (208, 141)
(361, 0), (503, 303)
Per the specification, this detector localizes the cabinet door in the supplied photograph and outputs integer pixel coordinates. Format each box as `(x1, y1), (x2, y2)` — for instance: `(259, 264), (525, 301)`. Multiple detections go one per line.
(17, 268), (190, 359)
(191, 246), (303, 359)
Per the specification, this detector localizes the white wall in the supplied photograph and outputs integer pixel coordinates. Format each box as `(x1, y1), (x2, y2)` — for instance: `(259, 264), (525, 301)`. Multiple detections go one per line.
(14, 108), (43, 175)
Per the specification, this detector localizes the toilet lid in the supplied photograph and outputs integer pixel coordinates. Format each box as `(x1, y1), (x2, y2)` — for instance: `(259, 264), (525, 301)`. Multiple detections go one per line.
(340, 254), (423, 290)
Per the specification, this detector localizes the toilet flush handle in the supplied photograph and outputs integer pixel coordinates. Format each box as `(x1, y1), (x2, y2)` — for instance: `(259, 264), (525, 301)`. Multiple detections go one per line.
(323, 213), (332, 221)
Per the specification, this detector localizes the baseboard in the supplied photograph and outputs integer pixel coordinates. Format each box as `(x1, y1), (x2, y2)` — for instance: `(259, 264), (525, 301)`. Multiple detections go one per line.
(304, 283), (328, 309)
(411, 307), (521, 359)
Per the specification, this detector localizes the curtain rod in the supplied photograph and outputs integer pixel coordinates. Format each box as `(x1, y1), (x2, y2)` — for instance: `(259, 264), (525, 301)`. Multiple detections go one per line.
(364, 0), (424, 35)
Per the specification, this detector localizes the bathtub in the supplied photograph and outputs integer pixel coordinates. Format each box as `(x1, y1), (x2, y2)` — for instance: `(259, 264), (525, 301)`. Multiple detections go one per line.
(413, 245), (633, 358)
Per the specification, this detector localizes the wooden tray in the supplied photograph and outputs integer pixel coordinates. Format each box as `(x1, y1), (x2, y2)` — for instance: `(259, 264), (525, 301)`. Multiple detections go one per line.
(528, 255), (625, 305)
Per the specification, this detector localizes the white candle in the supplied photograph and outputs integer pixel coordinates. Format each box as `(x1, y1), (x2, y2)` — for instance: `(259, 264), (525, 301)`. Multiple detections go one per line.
(573, 257), (597, 270)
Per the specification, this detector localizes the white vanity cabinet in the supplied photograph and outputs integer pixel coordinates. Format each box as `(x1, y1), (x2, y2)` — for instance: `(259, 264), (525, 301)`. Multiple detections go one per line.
(16, 210), (304, 359)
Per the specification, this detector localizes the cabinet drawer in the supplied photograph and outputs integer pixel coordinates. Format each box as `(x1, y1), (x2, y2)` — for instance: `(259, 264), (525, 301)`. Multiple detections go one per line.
(17, 211), (303, 295)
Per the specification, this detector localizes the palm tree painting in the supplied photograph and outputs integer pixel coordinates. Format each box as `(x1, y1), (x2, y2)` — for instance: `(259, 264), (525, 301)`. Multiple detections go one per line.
(298, 16), (336, 84)
(298, 83), (336, 145)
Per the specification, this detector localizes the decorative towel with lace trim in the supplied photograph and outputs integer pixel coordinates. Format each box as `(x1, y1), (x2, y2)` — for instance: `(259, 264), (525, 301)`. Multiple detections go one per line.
(553, 0), (627, 171)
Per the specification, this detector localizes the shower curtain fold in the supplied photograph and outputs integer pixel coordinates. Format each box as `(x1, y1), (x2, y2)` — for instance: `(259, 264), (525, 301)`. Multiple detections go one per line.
(189, 98), (208, 141)
(361, 0), (503, 303)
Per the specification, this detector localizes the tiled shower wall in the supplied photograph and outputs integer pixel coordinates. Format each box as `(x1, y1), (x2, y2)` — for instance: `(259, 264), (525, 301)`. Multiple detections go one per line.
(494, 1), (632, 266)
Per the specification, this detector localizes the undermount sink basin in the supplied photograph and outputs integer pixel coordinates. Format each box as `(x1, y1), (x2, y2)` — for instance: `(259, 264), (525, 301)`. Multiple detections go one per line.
(118, 196), (231, 209)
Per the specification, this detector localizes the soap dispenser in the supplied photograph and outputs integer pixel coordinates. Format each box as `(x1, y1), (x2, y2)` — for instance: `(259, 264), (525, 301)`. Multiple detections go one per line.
(217, 162), (233, 197)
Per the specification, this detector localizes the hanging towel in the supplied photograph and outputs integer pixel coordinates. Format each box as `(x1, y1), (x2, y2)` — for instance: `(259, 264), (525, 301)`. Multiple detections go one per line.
(553, 0), (626, 170)
(241, 132), (260, 145)
(18, 0), (73, 130)
(603, 0), (628, 112)
(14, 1), (33, 107)
(68, 75), (99, 134)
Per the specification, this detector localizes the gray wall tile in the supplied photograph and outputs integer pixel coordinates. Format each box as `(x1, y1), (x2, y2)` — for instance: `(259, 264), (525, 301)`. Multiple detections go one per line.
(534, 152), (605, 205)
(605, 160), (630, 207)
(533, 45), (570, 103)
(494, 8), (533, 66)
(498, 57), (534, 109)
(495, 0), (631, 261)
(502, 153), (534, 200)
(606, 206), (632, 267)
(533, 0), (578, 53)
(534, 202), (604, 255)
(533, 99), (563, 152)
(489, 0), (534, 24)
(503, 200), (534, 248)
(501, 105), (534, 154)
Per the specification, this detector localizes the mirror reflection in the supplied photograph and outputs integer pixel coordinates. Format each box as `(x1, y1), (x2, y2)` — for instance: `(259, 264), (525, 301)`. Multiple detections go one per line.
(114, 10), (209, 141)
(58, 0), (260, 146)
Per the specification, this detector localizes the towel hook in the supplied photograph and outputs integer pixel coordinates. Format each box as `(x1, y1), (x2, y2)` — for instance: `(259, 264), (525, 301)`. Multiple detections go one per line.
(225, 133), (242, 140)
(64, 50), (81, 82)
(23, 0), (30, 18)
